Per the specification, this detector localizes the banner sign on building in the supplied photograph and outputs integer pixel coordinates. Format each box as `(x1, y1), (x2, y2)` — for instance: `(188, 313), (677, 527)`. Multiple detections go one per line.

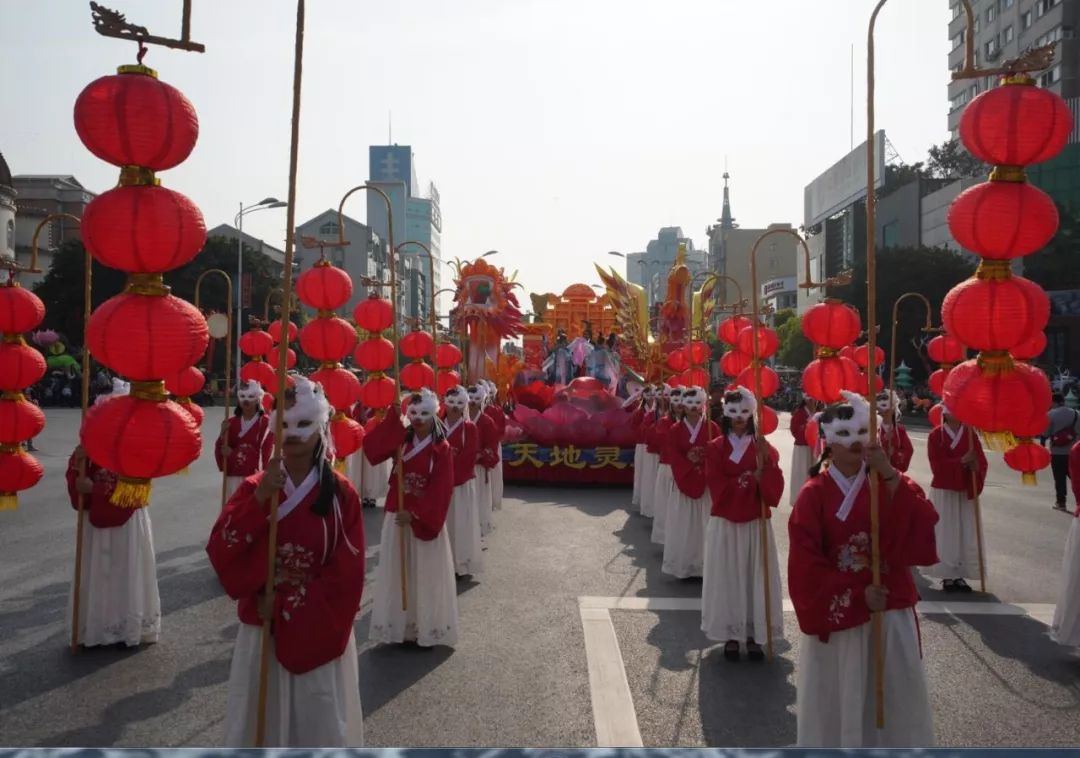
(804, 130), (886, 228)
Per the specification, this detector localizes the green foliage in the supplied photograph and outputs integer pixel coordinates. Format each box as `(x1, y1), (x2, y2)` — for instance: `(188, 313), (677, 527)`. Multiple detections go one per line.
(776, 313), (814, 369)
(1022, 202), (1080, 291)
(926, 139), (987, 180)
(31, 240), (126, 346)
(772, 308), (795, 331)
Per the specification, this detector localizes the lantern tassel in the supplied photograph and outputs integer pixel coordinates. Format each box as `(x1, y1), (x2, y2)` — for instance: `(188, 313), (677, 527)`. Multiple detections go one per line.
(1021, 472), (1037, 486)
(111, 478), (152, 508)
(175, 467), (190, 476)
(979, 430), (1016, 452)
(0, 493), (17, 511)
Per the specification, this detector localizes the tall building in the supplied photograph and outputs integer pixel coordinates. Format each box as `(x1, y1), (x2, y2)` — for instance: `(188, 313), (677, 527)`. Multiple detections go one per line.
(0, 154), (15, 267)
(625, 227), (707, 306)
(11, 174), (96, 288)
(367, 145), (442, 317)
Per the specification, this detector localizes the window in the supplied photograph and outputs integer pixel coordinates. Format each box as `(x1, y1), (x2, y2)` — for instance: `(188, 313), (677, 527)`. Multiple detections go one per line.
(987, 5), (996, 22)
(882, 221), (899, 249)
(951, 31), (964, 50)
(1004, 25), (1014, 43)
(1003, 0), (1015, 8)
(1037, 0), (1062, 18)
(986, 36), (1000, 58)
(1040, 63), (1062, 87)
(951, 1), (961, 19)
(1022, 10), (1033, 28)
(318, 221), (339, 235)
(5, 220), (12, 251)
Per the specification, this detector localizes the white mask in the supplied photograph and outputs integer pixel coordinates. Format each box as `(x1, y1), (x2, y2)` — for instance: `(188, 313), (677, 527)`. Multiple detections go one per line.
(407, 388), (439, 424)
(272, 375), (331, 443)
(821, 390), (872, 448)
(444, 386), (468, 410)
(237, 379), (264, 405)
(681, 386), (706, 412)
(467, 384), (487, 407)
(722, 388), (756, 424)
(669, 391), (684, 409)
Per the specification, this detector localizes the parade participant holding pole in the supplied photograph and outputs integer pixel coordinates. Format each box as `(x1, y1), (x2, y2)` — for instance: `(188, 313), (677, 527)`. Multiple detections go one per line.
(215, 379), (270, 502)
(68, 379), (161, 648)
(468, 383), (498, 540)
(443, 384), (483, 577)
(639, 385), (669, 518)
(925, 405), (987, 593)
(1051, 438), (1080, 646)
(702, 386), (784, 660)
(662, 386), (719, 579)
(789, 390), (937, 748)
(877, 389), (913, 473)
(627, 385), (650, 509)
(789, 393), (818, 506)
(366, 388), (458, 647)
(481, 379), (507, 511)
(651, 387), (684, 545)
(207, 376), (365, 747)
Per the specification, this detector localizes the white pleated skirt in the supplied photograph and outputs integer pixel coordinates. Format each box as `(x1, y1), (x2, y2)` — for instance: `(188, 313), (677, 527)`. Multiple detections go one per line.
(661, 487), (708, 578)
(789, 444), (811, 506)
(651, 463), (675, 544)
(701, 517), (784, 644)
(1052, 517), (1080, 646)
(796, 608), (934, 748)
(475, 464), (494, 537)
(369, 512), (459, 647)
(632, 444), (645, 506)
(69, 509), (161, 648)
(361, 456), (392, 501)
(927, 487), (984, 581)
(447, 479), (484, 576)
(346, 451), (364, 495)
(491, 462), (504, 511)
(638, 451), (659, 517)
(225, 475), (246, 503)
(223, 623), (364, 747)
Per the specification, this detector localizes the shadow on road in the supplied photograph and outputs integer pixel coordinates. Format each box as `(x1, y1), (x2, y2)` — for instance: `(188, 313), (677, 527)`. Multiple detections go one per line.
(356, 641), (453, 716)
(699, 645), (797, 746)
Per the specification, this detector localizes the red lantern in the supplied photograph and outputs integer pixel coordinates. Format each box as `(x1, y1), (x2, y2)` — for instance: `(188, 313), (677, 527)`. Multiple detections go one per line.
(688, 340), (710, 365)
(839, 345), (856, 361)
(667, 350), (689, 372)
(81, 394), (201, 506)
(0, 449), (44, 511)
(801, 300), (861, 349)
(401, 330), (435, 361)
(960, 79), (1073, 167)
(928, 368), (950, 397)
(268, 320), (298, 344)
(87, 293), (209, 380)
(802, 356), (861, 404)
(0, 342), (47, 391)
(299, 317), (357, 362)
(164, 366), (206, 398)
(682, 368), (709, 388)
(0, 285), (45, 333)
(929, 403), (945, 428)
(73, 66), (199, 171)
(862, 370), (885, 395)
(240, 359), (277, 389)
(361, 375), (397, 408)
(942, 355), (1051, 437)
(853, 344), (885, 370)
(1012, 331), (1047, 361)
(1004, 438), (1052, 485)
(354, 296), (394, 333)
(737, 365), (780, 398)
(266, 347), (297, 370)
(81, 185), (206, 272)
(437, 370), (461, 396)
(239, 329), (274, 358)
(759, 405), (779, 436)
(310, 366), (361, 412)
(941, 273), (1049, 352)
(736, 326), (780, 360)
(805, 416), (820, 450)
(720, 350), (752, 377)
(947, 181), (1058, 260)
(354, 337), (395, 372)
(401, 361), (436, 390)
(330, 413), (364, 459)
(927, 334), (967, 365)
(296, 261), (353, 311)
(177, 399), (205, 426)
(718, 315), (754, 346)
(435, 342), (463, 369)
(261, 393), (274, 413)
(0, 398), (45, 444)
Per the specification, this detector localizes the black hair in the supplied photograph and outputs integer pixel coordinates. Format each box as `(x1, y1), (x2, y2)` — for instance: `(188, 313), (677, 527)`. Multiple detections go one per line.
(404, 393), (445, 446)
(719, 391), (757, 437)
(667, 389), (683, 421)
(309, 437), (338, 517)
(808, 445), (832, 477)
(234, 403), (264, 418)
(1053, 392), (1065, 404)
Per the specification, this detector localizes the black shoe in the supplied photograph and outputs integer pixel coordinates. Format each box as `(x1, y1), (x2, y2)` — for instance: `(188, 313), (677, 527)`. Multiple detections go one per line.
(746, 641), (765, 661)
(942, 579), (957, 592)
(723, 640), (740, 661)
(1055, 502), (1068, 511)
(955, 578), (973, 593)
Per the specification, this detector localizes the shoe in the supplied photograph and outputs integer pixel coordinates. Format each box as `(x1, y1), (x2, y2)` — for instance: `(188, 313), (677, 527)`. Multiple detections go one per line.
(746, 641), (765, 661)
(955, 578), (973, 593)
(723, 640), (740, 661)
(942, 579), (957, 592)
(1055, 502), (1067, 511)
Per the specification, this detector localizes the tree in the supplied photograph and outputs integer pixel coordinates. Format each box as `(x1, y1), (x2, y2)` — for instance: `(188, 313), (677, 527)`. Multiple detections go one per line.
(1020, 202), (1080, 291)
(776, 313), (814, 369)
(32, 239), (127, 346)
(926, 139), (987, 180)
(772, 307), (795, 331)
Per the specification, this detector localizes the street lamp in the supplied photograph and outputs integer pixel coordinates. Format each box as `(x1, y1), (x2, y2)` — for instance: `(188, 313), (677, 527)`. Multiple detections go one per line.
(234, 198), (286, 382)
(482, 250), (499, 258)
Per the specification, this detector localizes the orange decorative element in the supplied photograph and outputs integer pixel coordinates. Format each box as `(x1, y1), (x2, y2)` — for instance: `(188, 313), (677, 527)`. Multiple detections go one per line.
(533, 284), (616, 341)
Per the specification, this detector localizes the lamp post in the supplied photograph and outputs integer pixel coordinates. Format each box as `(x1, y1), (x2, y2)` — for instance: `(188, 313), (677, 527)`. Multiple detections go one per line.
(234, 197), (286, 383)
(395, 240), (439, 370)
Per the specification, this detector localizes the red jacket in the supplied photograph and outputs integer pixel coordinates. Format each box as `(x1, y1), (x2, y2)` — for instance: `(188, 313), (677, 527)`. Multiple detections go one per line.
(206, 470), (365, 675)
(66, 451), (134, 528)
(879, 422), (914, 473)
(445, 416), (479, 487)
(630, 405), (648, 445)
(483, 405), (507, 440)
(473, 411), (500, 470)
(705, 435), (784, 522)
(655, 416), (679, 465)
(215, 414), (270, 476)
(668, 417), (720, 498)
(364, 412), (454, 541)
(788, 471), (938, 641)
(790, 406), (810, 447)
(642, 411), (660, 454)
(928, 424), (987, 498)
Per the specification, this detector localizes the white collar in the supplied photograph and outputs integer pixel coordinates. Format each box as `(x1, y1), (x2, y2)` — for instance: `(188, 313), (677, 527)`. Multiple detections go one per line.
(403, 432), (434, 462)
(728, 432), (752, 464)
(239, 414), (260, 437)
(943, 423), (964, 449)
(445, 415), (465, 438)
(684, 415), (704, 444)
(278, 467), (319, 522)
(828, 463), (867, 522)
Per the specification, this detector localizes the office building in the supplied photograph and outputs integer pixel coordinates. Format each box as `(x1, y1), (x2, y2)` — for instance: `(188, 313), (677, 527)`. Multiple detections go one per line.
(10, 173), (96, 288)
(625, 227), (707, 306)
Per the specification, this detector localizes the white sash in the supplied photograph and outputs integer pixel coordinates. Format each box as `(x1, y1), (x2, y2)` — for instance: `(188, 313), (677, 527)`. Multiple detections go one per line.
(829, 463), (867, 523)
(239, 414), (259, 438)
(684, 416), (704, 444)
(728, 433), (752, 464)
(278, 468), (318, 522)
(403, 433), (433, 463)
(445, 416), (465, 440)
(943, 422), (964, 450)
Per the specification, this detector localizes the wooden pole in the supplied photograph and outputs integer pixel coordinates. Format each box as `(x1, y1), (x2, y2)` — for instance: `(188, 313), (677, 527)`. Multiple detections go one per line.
(71, 230), (90, 654)
(968, 425), (988, 593)
(255, 0), (305, 746)
(195, 269), (233, 512)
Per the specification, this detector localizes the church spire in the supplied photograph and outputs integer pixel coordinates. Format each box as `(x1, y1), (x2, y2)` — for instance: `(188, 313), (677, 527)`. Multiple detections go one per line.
(720, 171), (735, 230)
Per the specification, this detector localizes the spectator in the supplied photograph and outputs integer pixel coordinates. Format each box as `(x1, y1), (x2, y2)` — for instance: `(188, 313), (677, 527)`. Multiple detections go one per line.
(1045, 393), (1080, 511)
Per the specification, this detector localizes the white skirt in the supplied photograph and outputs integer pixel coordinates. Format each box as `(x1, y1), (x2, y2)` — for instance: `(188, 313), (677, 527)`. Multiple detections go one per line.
(632, 444), (645, 506)
(491, 462), (504, 511)
(346, 451), (364, 495)
(796, 608), (934, 748)
(225, 475), (246, 503)
(927, 487), (984, 581)
(661, 487), (708, 578)
(69, 509), (161, 648)
(447, 479), (484, 576)
(361, 456), (392, 501)
(638, 451), (659, 517)
(789, 444), (811, 506)
(701, 517), (784, 644)
(1052, 517), (1080, 646)
(475, 464), (494, 537)
(223, 623), (364, 747)
(369, 512), (459, 647)
(651, 463), (675, 544)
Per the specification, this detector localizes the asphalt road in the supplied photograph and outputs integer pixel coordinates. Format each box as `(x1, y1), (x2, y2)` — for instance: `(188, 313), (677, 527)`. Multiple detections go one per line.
(1, 409), (1078, 748)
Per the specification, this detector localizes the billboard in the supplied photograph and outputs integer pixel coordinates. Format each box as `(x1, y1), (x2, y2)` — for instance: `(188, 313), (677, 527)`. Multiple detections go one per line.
(804, 130), (886, 228)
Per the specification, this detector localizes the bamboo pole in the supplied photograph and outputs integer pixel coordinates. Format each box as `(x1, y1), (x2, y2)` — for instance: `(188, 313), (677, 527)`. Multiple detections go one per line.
(255, 0), (305, 746)
(968, 425), (988, 593)
(194, 269), (234, 511)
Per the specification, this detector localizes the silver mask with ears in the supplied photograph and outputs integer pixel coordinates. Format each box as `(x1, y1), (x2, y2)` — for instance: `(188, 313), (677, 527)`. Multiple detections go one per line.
(236, 379), (264, 405)
(444, 385), (468, 410)
(876, 389), (900, 416)
(272, 375), (332, 445)
(821, 390), (872, 448)
(466, 384), (487, 407)
(681, 386), (707, 413)
(669, 389), (684, 409)
(407, 388), (440, 424)
(723, 387), (757, 423)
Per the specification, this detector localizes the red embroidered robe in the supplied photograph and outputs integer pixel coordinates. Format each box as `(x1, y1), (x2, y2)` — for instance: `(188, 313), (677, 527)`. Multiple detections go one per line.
(206, 470), (366, 674)
(642, 411), (660, 454)
(879, 422), (914, 473)
(483, 405), (507, 441)
(668, 418), (721, 498)
(654, 416), (678, 465)
(705, 435), (784, 522)
(66, 451), (133, 528)
(927, 424), (987, 498)
(215, 413), (270, 476)
(473, 412), (500, 471)
(446, 417), (479, 486)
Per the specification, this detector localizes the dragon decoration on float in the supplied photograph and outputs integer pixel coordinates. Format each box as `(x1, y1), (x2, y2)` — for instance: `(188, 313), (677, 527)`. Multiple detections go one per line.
(447, 257), (525, 388)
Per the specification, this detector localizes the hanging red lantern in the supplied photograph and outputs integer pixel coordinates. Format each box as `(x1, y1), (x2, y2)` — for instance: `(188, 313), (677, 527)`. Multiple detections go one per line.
(1012, 330), (1047, 361)
(737, 365), (780, 398)
(437, 370), (461, 396)
(299, 317), (357, 362)
(805, 416), (820, 450)
(1004, 438), (1052, 485)
(839, 345), (856, 361)
(354, 295), (394, 333)
(928, 368), (950, 397)
(929, 403), (945, 428)
(0, 285), (46, 333)
(361, 375), (397, 408)
(0, 341), (47, 391)
(0, 448), (44, 511)
(164, 366), (206, 399)
(862, 370), (885, 395)
(266, 347), (297, 370)
(942, 354), (1051, 440)
(720, 350), (752, 378)
(296, 261), (353, 311)
(668, 350), (689, 372)
(310, 365), (361, 412)
(330, 413), (364, 459)
(73, 66), (199, 171)
(401, 361), (436, 391)
(759, 406), (779, 436)
(0, 398), (45, 444)
(435, 342), (463, 369)
(268, 319), (298, 344)
(801, 299), (862, 349)
(682, 368), (709, 388)
(941, 271), (1049, 352)
(177, 400), (205, 426)
(240, 359), (277, 389)
(688, 340), (710, 365)
(401, 330), (435, 361)
(853, 344), (885, 370)
(802, 355), (861, 404)
(87, 291), (209, 380)
(354, 337), (395, 372)
(947, 181), (1058, 259)
(736, 326), (780, 360)
(239, 328), (274, 358)
(927, 334), (967, 365)
(718, 315), (754, 346)
(959, 77), (1073, 167)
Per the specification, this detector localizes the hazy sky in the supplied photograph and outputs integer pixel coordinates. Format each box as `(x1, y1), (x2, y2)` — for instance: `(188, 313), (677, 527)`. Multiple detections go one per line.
(6, 0), (950, 297)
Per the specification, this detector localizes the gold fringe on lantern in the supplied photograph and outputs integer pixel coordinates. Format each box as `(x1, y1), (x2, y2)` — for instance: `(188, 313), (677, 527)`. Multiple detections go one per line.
(979, 429), (1017, 452)
(110, 477), (152, 508)
(0, 493), (17, 511)
(1022, 472), (1038, 486)
(976, 350), (1015, 376)
(333, 459), (346, 473)
(974, 260), (1012, 282)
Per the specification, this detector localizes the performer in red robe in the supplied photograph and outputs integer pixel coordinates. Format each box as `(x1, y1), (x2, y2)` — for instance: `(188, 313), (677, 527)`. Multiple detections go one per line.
(469, 384), (498, 540)
(346, 399), (370, 503)
(207, 376), (365, 747)
(639, 385), (669, 518)
(789, 394), (819, 505)
(789, 390), (937, 748)
(651, 387), (683, 545)
(1052, 439), (1080, 645)
(481, 379), (507, 511)
(627, 386), (651, 509)
(662, 386), (719, 578)
(876, 389), (914, 473)
(443, 385), (483, 576)
(365, 388), (459, 647)
(215, 379), (271, 503)
(702, 387), (784, 659)
(925, 405), (988, 592)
